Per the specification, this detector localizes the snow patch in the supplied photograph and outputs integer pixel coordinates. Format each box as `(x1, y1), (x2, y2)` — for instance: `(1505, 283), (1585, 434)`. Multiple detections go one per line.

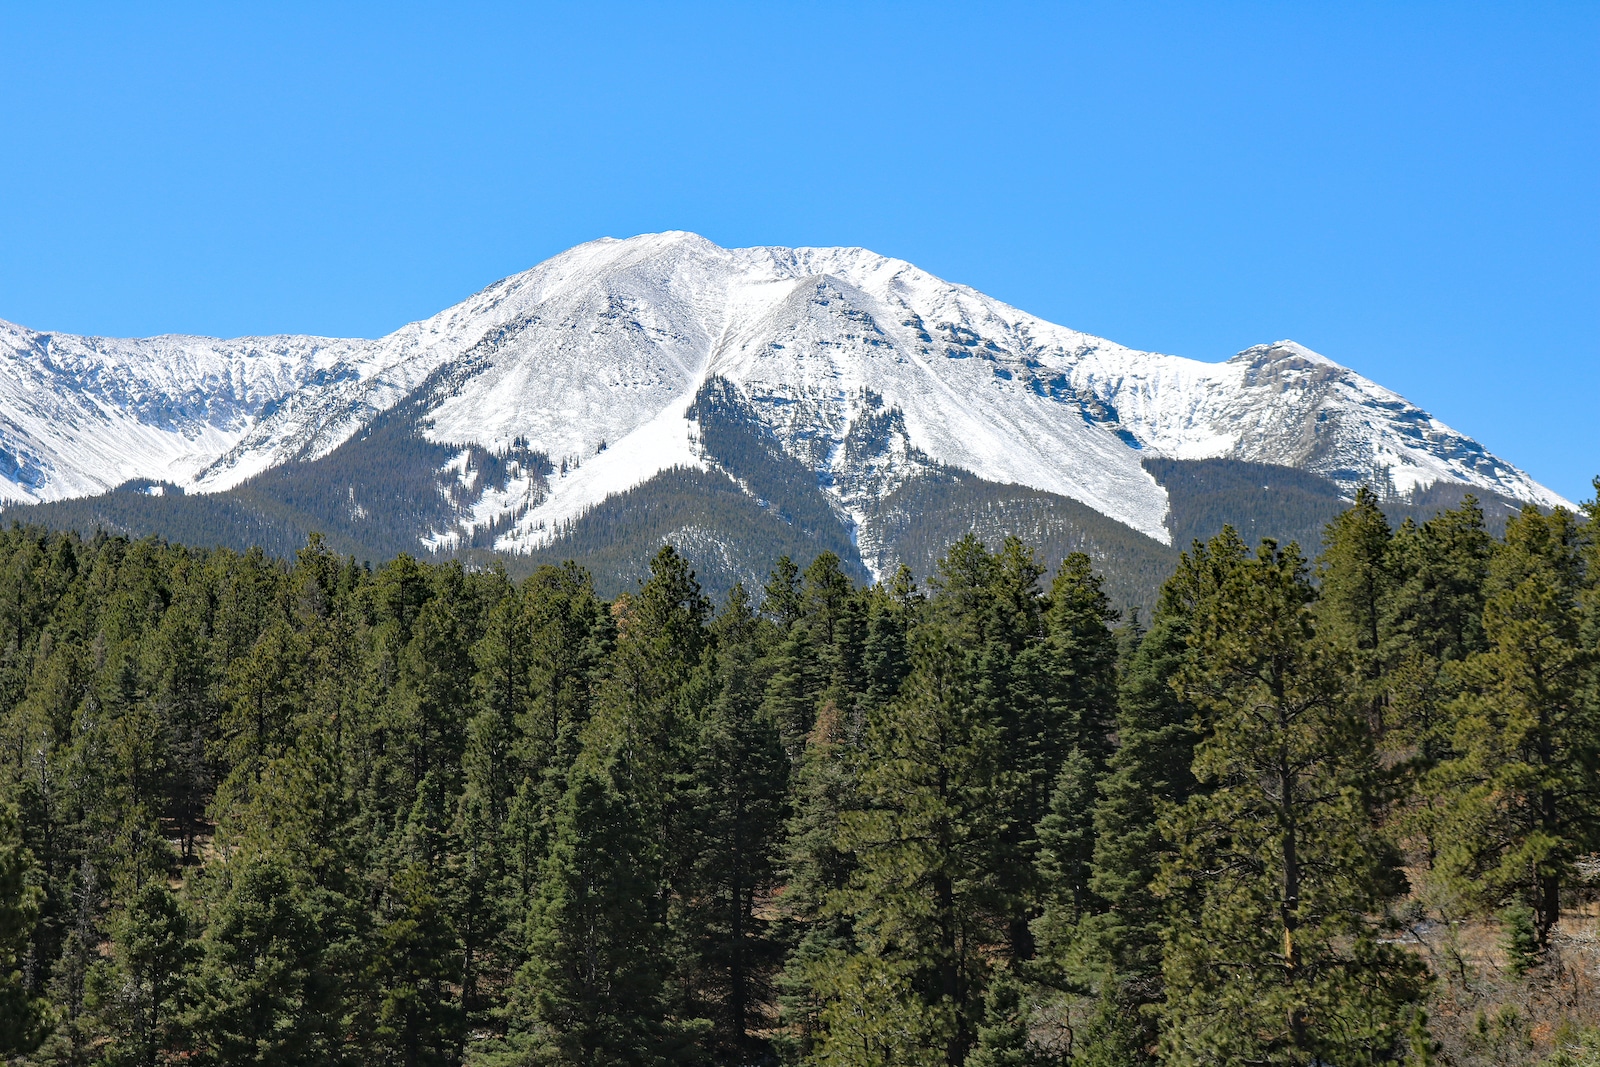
(0, 232), (1572, 542)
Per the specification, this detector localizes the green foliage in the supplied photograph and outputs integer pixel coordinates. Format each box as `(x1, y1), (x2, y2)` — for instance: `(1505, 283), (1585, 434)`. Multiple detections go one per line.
(1032, 747), (1098, 947)
(1156, 534), (1429, 1066)
(1382, 497), (1494, 764)
(1545, 1028), (1600, 1067)
(1027, 553), (1122, 951)
(775, 687), (873, 1059)
(864, 470), (1177, 620)
(1430, 506), (1599, 945)
(966, 973), (1045, 1067)
(825, 629), (1002, 1063)
(499, 766), (679, 1067)
(0, 474), (1593, 1067)
(0, 800), (47, 1056)
(184, 854), (342, 1067)
(370, 858), (465, 1067)
(1500, 904), (1540, 977)
(806, 954), (953, 1067)
(1145, 457), (1350, 554)
(1317, 486), (1394, 683)
(86, 878), (190, 1067)
(96, 873), (189, 1057)
(1047, 535), (1232, 1065)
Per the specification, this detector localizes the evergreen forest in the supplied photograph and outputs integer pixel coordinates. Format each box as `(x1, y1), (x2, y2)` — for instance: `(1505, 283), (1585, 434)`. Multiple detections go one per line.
(1, 484), (1598, 1067)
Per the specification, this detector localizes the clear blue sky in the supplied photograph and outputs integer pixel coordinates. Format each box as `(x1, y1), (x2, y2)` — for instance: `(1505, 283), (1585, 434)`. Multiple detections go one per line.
(2, 3), (1595, 501)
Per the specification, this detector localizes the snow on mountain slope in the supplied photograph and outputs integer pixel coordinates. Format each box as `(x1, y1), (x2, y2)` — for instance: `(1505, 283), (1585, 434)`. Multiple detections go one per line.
(0, 232), (1571, 551)
(408, 233), (1177, 546)
(1063, 338), (1567, 508)
(408, 232), (1567, 551)
(0, 318), (368, 504)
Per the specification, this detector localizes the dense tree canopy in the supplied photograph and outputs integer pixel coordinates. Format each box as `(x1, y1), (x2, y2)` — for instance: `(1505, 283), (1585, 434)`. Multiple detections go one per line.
(0, 483), (1596, 1065)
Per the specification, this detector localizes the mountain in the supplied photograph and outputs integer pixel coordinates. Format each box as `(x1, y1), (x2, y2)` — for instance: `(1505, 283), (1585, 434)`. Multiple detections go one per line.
(0, 232), (1571, 607)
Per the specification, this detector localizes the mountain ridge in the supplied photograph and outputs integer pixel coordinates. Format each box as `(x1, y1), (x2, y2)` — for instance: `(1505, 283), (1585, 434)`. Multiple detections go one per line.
(0, 231), (1572, 593)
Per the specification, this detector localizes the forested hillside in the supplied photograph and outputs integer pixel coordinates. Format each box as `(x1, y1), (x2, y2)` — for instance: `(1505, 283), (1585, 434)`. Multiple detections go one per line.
(0, 483), (1597, 1066)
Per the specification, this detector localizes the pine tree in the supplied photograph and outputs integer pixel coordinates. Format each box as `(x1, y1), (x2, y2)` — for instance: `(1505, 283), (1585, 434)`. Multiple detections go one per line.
(926, 534), (999, 644)
(85, 878), (189, 1067)
(0, 800), (47, 1056)
(1066, 614), (1197, 1063)
(965, 971), (1051, 1067)
(1032, 746), (1097, 947)
(223, 685), (359, 897)
(389, 595), (473, 800)
(41, 852), (104, 1066)
(1033, 534), (1240, 1064)
(807, 953), (953, 1067)
(143, 577), (218, 862)
(217, 616), (308, 799)
(185, 854), (342, 1067)
(1156, 538), (1427, 1066)
(373, 554), (436, 651)
(773, 571), (916, 1039)
(801, 552), (864, 716)
(764, 622), (825, 761)
(467, 577), (530, 828)
(1432, 505), (1599, 947)
(453, 782), (508, 1026)
(1382, 498), (1493, 772)
(921, 536), (1057, 965)
(859, 568), (919, 715)
(672, 584), (789, 1056)
(522, 561), (606, 772)
(1041, 553), (1120, 771)
(370, 860), (465, 1067)
(586, 546), (709, 796)
(1316, 486), (1395, 732)
(497, 766), (680, 1066)
(1024, 553), (1120, 955)
(775, 696), (866, 1061)
(14, 513), (1600, 1067)
(458, 572), (529, 1018)
(978, 540), (1051, 965)
(821, 630), (1002, 1066)
(762, 556), (803, 632)
(762, 552), (864, 760)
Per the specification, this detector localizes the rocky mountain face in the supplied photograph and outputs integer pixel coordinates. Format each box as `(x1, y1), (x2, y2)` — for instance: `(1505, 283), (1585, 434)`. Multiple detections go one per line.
(0, 232), (1568, 605)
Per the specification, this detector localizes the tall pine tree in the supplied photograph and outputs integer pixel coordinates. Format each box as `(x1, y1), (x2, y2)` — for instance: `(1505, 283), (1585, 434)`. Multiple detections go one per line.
(673, 585), (789, 1057)
(0, 800), (47, 1056)
(494, 766), (683, 1067)
(1156, 538), (1427, 1066)
(1431, 505), (1599, 947)
(819, 629), (1002, 1067)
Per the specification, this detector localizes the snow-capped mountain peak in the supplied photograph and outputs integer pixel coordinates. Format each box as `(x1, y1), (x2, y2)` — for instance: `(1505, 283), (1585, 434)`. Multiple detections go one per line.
(0, 233), (1571, 566)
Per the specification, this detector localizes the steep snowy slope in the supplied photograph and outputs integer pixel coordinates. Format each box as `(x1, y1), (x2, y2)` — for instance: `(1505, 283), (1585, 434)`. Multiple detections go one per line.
(0, 232), (1571, 559)
(391, 232), (1569, 553)
(0, 318), (371, 504)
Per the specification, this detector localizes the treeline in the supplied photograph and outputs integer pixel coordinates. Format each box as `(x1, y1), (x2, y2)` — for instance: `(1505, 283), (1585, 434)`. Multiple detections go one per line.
(0, 484), (1597, 1066)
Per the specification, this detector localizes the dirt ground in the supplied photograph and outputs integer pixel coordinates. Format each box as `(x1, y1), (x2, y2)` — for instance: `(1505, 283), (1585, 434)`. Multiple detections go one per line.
(1401, 893), (1600, 1066)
